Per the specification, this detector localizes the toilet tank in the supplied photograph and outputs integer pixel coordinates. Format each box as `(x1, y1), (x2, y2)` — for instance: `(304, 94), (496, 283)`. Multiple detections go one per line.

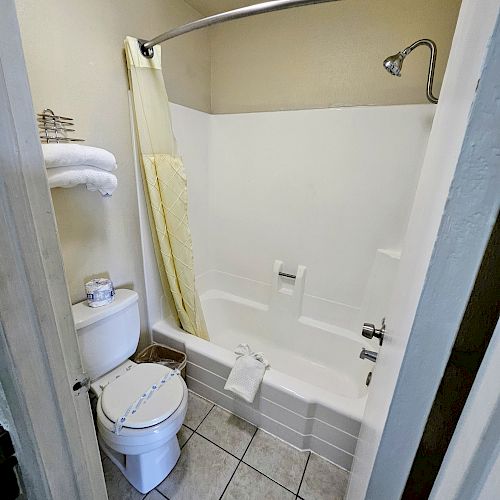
(72, 289), (140, 380)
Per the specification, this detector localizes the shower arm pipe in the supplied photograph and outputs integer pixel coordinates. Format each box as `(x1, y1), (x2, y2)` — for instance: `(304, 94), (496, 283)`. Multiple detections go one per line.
(402, 39), (438, 104)
(139, 0), (342, 58)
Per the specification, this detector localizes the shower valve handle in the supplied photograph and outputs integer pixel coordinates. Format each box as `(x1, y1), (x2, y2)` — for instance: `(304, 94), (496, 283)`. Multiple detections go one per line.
(361, 318), (385, 346)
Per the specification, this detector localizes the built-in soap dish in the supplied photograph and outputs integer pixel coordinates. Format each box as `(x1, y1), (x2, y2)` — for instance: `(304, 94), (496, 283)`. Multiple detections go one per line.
(271, 260), (307, 316)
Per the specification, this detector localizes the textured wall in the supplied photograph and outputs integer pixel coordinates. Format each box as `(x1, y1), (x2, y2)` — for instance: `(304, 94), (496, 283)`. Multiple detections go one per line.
(208, 0), (462, 113)
(15, 0), (210, 344)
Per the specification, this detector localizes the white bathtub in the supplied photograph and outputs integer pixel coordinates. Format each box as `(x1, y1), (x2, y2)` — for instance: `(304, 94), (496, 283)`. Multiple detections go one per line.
(153, 270), (375, 470)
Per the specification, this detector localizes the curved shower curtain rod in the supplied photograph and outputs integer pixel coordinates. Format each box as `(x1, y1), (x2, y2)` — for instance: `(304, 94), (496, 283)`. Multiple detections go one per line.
(139, 0), (342, 58)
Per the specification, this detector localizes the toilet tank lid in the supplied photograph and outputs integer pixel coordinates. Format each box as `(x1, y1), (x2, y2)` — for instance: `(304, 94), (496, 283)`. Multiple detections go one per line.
(72, 289), (138, 330)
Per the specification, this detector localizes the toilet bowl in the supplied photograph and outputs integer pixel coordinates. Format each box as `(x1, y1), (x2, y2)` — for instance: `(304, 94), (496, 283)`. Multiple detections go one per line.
(94, 362), (188, 493)
(72, 289), (189, 493)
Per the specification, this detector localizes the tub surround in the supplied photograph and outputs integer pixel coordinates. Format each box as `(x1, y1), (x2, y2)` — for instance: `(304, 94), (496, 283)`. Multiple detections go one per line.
(138, 103), (432, 328)
(204, 104), (434, 309)
(133, 103), (435, 467)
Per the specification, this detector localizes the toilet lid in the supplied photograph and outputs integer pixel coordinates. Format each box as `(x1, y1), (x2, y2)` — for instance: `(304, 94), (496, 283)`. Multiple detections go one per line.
(101, 363), (184, 429)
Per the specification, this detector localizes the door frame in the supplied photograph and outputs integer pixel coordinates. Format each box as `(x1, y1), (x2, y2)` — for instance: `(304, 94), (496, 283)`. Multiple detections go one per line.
(348, 2), (500, 498)
(430, 320), (500, 499)
(0, 2), (107, 498)
(2, 0), (498, 498)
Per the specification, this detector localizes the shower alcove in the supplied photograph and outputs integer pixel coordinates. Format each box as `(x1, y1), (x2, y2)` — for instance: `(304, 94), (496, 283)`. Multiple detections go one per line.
(139, 101), (435, 470)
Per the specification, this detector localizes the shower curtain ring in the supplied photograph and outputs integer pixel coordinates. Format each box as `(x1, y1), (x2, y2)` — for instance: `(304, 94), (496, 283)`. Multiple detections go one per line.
(138, 39), (154, 59)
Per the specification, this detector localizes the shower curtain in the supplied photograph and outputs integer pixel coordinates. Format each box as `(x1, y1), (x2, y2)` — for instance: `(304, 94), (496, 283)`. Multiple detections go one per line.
(125, 36), (208, 340)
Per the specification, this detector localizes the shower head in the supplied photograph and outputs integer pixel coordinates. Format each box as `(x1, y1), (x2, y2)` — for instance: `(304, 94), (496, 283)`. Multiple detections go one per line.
(383, 52), (405, 77)
(383, 39), (439, 103)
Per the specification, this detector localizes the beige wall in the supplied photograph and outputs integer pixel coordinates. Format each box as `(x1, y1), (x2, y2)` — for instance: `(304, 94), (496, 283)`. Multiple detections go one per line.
(15, 0), (210, 345)
(208, 0), (462, 113)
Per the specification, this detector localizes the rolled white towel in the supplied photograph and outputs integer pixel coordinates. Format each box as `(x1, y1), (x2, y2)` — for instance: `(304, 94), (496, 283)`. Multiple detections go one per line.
(224, 344), (269, 403)
(42, 143), (117, 172)
(46, 166), (117, 197)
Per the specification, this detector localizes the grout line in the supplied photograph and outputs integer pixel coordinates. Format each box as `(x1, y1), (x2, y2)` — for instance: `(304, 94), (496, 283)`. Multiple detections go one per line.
(194, 403), (216, 432)
(194, 431), (241, 461)
(239, 427), (308, 496)
(194, 417), (300, 497)
(242, 426), (258, 459)
(218, 426), (258, 500)
(183, 394), (215, 433)
(242, 461), (299, 496)
(295, 451), (311, 498)
(217, 460), (240, 500)
(181, 401), (214, 448)
(152, 488), (169, 500)
(180, 427), (194, 449)
(182, 401), (310, 498)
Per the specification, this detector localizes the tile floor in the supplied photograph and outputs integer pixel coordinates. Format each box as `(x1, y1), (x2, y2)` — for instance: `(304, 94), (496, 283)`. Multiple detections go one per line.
(103, 391), (349, 500)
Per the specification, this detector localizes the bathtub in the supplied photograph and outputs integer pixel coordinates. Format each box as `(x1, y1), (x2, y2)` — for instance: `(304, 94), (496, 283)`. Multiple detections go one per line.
(153, 269), (374, 471)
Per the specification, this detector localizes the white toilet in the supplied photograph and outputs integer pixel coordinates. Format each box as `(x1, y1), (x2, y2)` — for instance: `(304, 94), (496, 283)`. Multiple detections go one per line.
(72, 288), (188, 493)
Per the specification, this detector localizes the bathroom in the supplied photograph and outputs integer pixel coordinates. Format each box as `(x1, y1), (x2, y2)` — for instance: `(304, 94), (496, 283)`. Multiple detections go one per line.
(1, 0), (499, 499)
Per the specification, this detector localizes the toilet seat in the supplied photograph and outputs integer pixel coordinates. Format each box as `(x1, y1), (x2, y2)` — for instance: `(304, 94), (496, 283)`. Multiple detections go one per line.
(96, 376), (188, 449)
(101, 363), (184, 429)
(96, 374), (189, 494)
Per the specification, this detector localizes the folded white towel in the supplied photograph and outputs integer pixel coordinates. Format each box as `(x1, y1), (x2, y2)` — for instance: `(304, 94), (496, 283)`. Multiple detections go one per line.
(47, 166), (117, 197)
(224, 344), (269, 403)
(42, 144), (117, 172)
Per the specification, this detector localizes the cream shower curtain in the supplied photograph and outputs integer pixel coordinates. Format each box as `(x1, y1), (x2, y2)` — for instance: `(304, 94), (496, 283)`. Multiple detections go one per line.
(125, 36), (208, 340)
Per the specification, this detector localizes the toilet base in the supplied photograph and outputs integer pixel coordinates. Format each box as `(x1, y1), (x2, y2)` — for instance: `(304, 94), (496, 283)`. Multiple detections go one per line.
(99, 434), (181, 494)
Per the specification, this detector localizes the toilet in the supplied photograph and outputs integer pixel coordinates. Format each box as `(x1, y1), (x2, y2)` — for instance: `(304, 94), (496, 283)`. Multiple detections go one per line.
(72, 288), (188, 493)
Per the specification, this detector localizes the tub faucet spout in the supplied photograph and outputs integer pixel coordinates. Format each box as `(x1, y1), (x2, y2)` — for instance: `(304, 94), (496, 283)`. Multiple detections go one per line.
(360, 348), (377, 362)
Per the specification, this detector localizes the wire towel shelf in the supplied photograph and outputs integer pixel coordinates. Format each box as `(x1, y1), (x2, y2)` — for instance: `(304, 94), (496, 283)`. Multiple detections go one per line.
(38, 108), (85, 143)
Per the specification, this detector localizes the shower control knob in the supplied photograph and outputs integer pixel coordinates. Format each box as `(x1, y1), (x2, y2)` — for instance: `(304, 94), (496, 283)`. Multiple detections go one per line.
(361, 319), (385, 346)
(362, 323), (377, 338)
